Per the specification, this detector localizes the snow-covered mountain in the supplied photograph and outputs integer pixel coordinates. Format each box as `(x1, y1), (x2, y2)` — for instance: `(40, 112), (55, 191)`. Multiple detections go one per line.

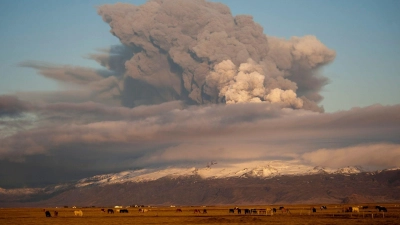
(75, 161), (367, 187)
(0, 160), (395, 196)
(1, 161), (399, 206)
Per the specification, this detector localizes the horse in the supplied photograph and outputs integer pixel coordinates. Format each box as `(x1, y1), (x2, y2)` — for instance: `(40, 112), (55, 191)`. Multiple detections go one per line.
(237, 208), (241, 214)
(120, 209), (129, 213)
(54, 211), (58, 217)
(281, 207), (291, 214)
(244, 209), (251, 214)
(342, 207), (351, 212)
(139, 208), (149, 213)
(229, 209), (234, 213)
(320, 206), (327, 210)
(193, 209), (201, 214)
(352, 207), (360, 212)
(376, 206), (387, 212)
(267, 208), (276, 215)
(74, 210), (83, 216)
(176, 208), (182, 212)
(101, 208), (105, 213)
(312, 207), (317, 213)
(45, 211), (51, 217)
(203, 209), (207, 214)
(251, 209), (258, 214)
(259, 209), (267, 214)
(107, 209), (114, 214)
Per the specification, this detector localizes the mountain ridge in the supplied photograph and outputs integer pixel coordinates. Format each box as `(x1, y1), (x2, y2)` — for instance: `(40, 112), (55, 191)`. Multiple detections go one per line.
(0, 163), (399, 207)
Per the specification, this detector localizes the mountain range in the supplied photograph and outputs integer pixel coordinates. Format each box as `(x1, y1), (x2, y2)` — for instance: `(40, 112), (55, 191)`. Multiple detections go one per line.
(1, 161), (399, 207)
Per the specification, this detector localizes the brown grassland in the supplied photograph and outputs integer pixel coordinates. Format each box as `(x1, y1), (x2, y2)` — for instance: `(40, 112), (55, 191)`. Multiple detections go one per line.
(1, 203), (400, 225)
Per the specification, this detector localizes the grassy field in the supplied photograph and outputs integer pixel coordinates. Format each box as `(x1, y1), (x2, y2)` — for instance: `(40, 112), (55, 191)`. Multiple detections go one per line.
(1, 204), (400, 225)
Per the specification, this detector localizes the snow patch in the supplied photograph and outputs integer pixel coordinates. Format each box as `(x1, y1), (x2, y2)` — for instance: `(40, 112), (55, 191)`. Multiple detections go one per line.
(334, 166), (364, 174)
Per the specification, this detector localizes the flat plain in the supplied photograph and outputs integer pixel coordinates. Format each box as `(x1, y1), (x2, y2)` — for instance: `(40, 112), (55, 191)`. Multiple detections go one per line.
(1, 204), (400, 225)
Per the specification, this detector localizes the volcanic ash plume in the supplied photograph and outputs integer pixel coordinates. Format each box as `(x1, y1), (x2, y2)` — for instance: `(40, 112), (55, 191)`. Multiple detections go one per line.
(95, 0), (335, 111)
(205, 59), (304, 108)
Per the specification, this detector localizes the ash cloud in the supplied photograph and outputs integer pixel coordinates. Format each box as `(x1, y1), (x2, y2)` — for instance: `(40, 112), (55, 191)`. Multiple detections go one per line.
(20, 0), (335, 111)
(93, 0), (335, 110)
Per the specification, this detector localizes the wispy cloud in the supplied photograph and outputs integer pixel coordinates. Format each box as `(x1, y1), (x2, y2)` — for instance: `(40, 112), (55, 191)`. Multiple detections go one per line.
(302, 143), (400, 169)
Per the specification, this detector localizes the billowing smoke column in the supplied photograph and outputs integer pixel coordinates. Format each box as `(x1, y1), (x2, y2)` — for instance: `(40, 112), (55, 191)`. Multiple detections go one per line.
(97, 0), (335, 111)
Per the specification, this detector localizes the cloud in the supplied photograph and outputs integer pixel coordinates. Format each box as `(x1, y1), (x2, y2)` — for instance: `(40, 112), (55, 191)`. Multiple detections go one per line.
(0, 95), (31, 117)
(302, 143), (400, 169)
(19, 61), (105, 85)
(19, 62), (123, 105)
(95, 0), (334, 109)
(0, 96), (399, 187)
(17, 0), (335, 111)
(0, 102), (399, 164)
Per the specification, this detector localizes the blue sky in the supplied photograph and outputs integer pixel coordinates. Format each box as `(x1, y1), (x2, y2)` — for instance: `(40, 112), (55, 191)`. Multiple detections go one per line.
(1, 0), (399, 112)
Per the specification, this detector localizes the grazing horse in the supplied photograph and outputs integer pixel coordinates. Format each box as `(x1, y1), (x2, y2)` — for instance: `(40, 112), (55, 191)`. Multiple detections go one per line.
(376, 206), (387, 212)
(101, 208), (105, 213)
(267, 208), (276, 215)
(312, 207), (317, 213)
(244, 209), (251, 214)
(237, 208), (241, 214)
(176, 208), (182, 212)
(229, 209), (235, 214)
(320, 206), (327, 210)
(107, 209), (114, 214)
(280, 207), (291, 214)
(139, 208), (149, 213)
(120, 209), (129, 213)
(342, 207), (352, 212)
(54, 211), (58, 217)
(193, 209), (201, 214)
(352, 207), (360, 212)
(203, 209), (207, 214)
(259, 209), (267, 214)
(251, 209), (258, 214)
(74, 210), (83, 216)
(45, 211), (51, 217)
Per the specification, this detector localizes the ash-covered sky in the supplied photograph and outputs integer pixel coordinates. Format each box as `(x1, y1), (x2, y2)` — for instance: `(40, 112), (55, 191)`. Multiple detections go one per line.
(0, 0), (399, 188)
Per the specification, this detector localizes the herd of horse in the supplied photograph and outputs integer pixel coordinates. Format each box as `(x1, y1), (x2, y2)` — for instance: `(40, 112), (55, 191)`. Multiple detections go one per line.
(43, 205), (390, 217)
(101, 208), (129, 213)
(43, 209), (59, 217)
(228, 207), (287, 215)
(341, 206), (387, 213)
